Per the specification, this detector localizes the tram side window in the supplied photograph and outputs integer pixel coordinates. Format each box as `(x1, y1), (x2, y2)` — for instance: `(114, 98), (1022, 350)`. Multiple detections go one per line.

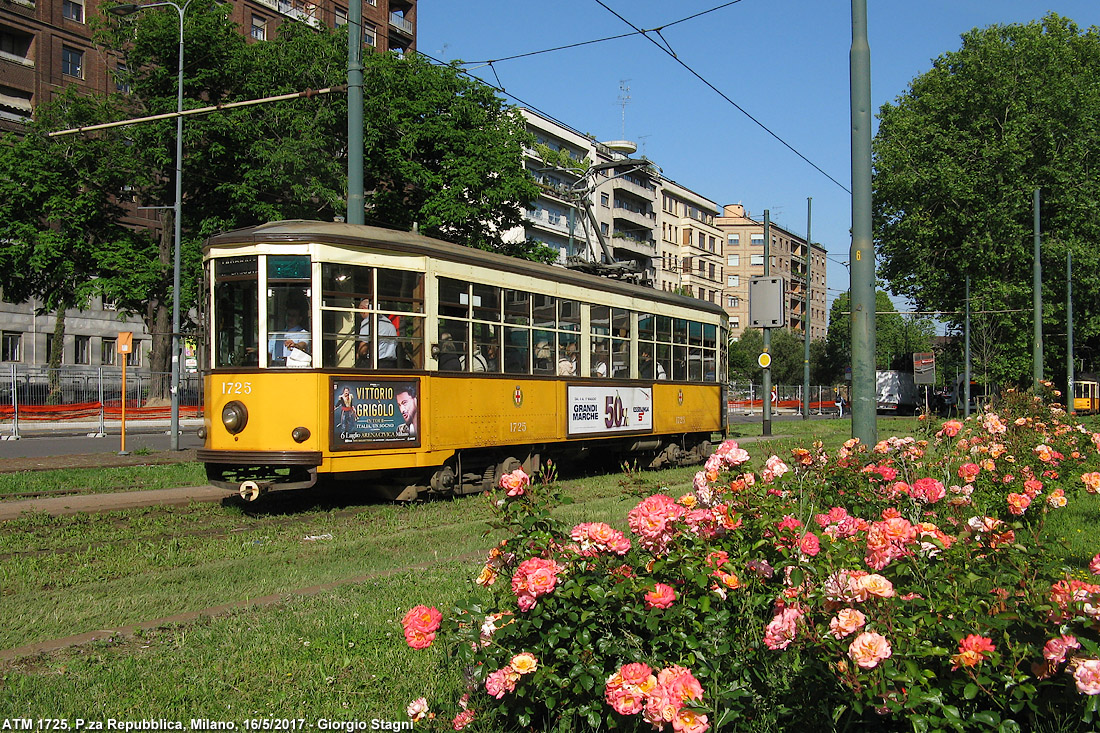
(611, 308), (630, 378)
(590, 305), (611, 378)
(557, 299), (580, 376)
(532, 294), (557, 376)
(378, 269), (425, 369)
(267, 255), (311, 368)
(436, 278), (501, 372)
(214, 256), (259, 368)
(672, 318), (689, 381)
(702, 323), (718, 381)
(320, 263), (372, 369)
(503, 290), (531, 375)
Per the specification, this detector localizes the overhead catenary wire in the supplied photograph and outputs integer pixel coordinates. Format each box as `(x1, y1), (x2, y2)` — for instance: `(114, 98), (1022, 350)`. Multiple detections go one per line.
(591, 0), (851, 195)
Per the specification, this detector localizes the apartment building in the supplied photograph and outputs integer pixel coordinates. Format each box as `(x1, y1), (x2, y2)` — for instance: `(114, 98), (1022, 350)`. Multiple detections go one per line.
(656, 179), (724, 308)
(0, 0), (415, 369)
(716, 204), (827, 340)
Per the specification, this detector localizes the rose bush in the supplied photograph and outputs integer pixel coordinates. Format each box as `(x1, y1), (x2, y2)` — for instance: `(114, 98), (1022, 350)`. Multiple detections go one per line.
(399, 396), (1100, 731)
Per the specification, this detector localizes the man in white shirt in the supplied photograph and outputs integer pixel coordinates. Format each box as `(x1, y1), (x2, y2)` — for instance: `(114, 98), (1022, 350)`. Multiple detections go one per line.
(357, 299), (399, 368)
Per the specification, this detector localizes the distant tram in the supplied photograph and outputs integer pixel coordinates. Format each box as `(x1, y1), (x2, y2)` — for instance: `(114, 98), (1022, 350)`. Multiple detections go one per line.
(1073, 376), (1099, 416)
(197, 221), (727, 501)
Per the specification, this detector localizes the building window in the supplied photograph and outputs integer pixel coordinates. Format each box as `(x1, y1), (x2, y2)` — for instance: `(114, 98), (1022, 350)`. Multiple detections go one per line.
(751, 234), (764, 246)
(75, 335), (90, 365)
(114, 62), (130, 93)
(61, 46), (83, 78)
(708, 236), (716, 252)
(727, 296), (741, 308)
(334, 6), (347, 25)
(730, 316), (740, 330)
(727, 233), (739, 247)
(600, 192), (609, 208)
(727, 275), (739, 287)
(727, 254), (739, 267)
(101, 337), (116, 366)
(126, 340), (141, 367)
(600, 222), (609, 235)
(709, 263), (716, 279)
(2, 332), (22, 362)
(363, 23), (377, 47)
(750, 254), (764, 266)
(62, 0), (84, 22)
(46, 334), (63, 363)
(1, 28), (34, 61)
(250, 15), (267, 40)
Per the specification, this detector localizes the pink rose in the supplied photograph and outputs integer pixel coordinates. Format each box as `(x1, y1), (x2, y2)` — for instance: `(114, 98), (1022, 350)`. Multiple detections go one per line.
(799, 532), (821, 557)
(829, 608), (867, 639)
(1074, 659), (1100, 695)
(645, 583), (677, 610)
(848, 631), (892, 669)
(1042, 634), (1080, 664)
(500, 467), (530, 496)
(1091, 553), (1100, 575)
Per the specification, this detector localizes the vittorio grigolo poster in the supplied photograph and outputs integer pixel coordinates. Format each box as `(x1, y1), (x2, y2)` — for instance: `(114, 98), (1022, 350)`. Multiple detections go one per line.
(331, 378), (420, 450)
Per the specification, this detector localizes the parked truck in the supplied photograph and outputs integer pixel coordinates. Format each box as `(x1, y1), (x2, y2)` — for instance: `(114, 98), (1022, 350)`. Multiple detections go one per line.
(876, 370), (918, 414)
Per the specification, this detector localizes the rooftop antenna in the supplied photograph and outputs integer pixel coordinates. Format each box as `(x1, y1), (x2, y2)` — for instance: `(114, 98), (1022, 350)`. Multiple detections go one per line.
(617, 79), (631, 138)
(637, 134), (650, 156)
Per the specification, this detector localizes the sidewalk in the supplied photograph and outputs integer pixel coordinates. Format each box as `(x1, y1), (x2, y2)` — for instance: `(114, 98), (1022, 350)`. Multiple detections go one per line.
(0, 416), (204, 439)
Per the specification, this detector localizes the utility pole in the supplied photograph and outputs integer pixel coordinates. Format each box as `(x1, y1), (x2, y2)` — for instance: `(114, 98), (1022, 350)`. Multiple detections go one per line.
(850, 0), (876, 446)
(762, 210), (772, 437)
(1067, 249), (1074, 412)
(347, 0), (364, 225)
(803, 197), (812, 421)
(1033, 189), (1042, 388)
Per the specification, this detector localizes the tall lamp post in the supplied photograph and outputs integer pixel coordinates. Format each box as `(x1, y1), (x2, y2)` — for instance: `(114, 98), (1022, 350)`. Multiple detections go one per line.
(110, 0), (193, 451)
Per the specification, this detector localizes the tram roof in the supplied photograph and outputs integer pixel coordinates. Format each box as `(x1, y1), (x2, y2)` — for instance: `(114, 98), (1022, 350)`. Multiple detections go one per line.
(205, 220), (727, 319)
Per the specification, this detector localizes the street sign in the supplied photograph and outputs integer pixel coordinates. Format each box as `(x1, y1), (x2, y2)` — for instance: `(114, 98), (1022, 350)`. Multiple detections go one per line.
(758, 352), (772, 369)
(913, 352), (935, 385)
(117, 331), (133, 354)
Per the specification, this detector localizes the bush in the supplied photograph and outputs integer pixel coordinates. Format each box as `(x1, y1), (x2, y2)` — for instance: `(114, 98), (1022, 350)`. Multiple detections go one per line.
(399, 399), (1100, 732)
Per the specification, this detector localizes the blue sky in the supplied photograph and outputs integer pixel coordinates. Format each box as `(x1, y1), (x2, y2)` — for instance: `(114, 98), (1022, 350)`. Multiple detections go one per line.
(418, 0), (1100, 317)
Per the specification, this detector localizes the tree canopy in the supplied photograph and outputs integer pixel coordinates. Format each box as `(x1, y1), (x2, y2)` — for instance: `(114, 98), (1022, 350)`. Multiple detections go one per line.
(822, 291), (935, 379)
(2, 3), (543, 392)
(873, 13), (1100, 387)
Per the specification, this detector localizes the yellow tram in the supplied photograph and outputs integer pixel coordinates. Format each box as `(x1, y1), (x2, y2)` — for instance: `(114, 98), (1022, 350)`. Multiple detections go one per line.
(198, 221), (728, 501)
(1073, 377), (1099, 416)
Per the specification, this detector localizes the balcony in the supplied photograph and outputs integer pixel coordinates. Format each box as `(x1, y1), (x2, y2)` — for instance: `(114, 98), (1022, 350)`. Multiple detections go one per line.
(610, 176), (656, 200)
(254, 0), (321, 27)
(389, 12), (414, 36)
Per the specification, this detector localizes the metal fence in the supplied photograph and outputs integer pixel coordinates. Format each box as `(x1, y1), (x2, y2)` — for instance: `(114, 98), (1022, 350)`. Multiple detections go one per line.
(0, 364), (204, 438)
(728, 382), (846, 416)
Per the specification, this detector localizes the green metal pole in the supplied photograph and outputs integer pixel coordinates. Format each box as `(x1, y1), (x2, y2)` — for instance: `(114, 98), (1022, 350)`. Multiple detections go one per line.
(850, 0), (876, 446)
(347, 0), (364, 225)
(803, 197), (812, 421)
(1067, 249), (1074, 412)
(762, 210), (772, 437)
(1033, 189), (1042, 388)
(964, 274), (971, 418)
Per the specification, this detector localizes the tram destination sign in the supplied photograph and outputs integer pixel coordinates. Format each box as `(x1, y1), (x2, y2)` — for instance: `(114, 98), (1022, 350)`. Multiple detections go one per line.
(567, 385), (653, 436)
(330, 377), (420, 450)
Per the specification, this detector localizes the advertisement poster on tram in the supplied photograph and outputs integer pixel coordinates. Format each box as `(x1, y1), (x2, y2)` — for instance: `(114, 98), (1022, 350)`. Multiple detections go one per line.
(567, 385), (652, 436)
(330, 378), (420, 450)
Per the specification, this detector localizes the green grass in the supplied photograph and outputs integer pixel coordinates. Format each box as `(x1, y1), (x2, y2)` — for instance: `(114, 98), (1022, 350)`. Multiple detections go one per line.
(0, 462), (208, 499)
(2, 418), (1098, 724)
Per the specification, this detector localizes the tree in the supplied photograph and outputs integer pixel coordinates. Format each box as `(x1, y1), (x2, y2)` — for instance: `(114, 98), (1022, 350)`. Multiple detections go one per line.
(729, 328), (830, 385)
(822, 291), (935, 379)
(0, 89), (152, 402)
(873, 13), (1100, 386)
(88, 6), (544, 394)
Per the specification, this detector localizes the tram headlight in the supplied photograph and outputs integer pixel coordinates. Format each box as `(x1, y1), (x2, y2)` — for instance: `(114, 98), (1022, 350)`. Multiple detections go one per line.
(292, 426), (310, 443)
(221, 400), (248, 434)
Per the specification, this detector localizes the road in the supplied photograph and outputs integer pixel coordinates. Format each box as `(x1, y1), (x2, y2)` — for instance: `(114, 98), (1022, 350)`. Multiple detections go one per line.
(0, 420), (204, 460)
